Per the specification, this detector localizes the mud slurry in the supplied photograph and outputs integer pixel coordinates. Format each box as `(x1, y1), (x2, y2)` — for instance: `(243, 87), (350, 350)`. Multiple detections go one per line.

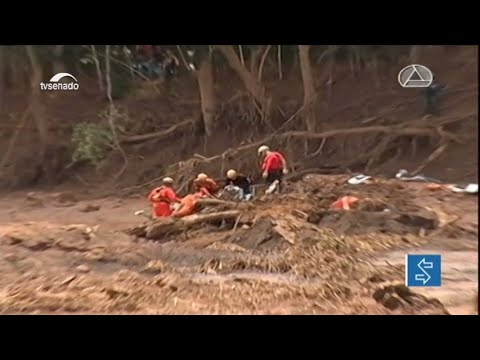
(0, 175), (477, 314)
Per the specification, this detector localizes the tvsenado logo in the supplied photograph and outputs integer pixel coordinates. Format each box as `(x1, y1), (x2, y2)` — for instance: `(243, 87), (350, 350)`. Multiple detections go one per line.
(40, 72), (79, 91)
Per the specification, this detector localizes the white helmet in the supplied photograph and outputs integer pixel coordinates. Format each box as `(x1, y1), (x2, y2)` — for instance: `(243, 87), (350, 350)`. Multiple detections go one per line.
(226, 169), (237, 179)
(196, 173), (208, 181)
(257, 145), (269, 155)
(162, 177), (174, 184)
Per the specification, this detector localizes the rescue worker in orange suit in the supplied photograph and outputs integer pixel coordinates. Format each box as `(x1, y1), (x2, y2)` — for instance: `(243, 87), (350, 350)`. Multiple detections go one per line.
(257, 145), (288, 194)
(224, 169), (253, 201)
(171, 192), (204, 218)
(147, 177), (181, 218)
(193, 173), (220, 197)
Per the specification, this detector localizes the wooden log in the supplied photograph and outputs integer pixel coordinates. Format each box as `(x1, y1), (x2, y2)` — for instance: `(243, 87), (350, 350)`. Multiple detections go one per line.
(145, 210), (241, 239)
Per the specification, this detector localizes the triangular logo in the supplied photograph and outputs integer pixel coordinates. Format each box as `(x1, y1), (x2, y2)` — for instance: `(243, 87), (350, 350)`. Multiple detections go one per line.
(409, 70), (423, 81)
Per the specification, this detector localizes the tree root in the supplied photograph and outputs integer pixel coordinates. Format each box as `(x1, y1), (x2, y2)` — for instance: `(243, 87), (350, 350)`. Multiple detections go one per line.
(365, 135), (395, 173)
(412, 142), (449, 175)
(166, 123), (461, 177)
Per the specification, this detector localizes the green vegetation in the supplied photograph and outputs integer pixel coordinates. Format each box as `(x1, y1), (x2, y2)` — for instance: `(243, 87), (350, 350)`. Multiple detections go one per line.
(71, 122), (114, 165)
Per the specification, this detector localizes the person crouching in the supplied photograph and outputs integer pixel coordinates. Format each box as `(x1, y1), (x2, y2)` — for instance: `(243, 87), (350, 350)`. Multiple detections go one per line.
(147, 177), (181, 218)
(225, 169), (253, 201)
(193, 173), (220, 197)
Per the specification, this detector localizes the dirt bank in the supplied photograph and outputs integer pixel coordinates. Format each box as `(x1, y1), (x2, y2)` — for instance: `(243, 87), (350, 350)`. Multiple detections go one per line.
(0, 46), (477, 191)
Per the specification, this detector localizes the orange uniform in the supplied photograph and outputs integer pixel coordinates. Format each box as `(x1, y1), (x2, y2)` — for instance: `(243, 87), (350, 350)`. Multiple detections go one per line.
(148, 186), (181, 218)
(171, 192), (204, 217)
(193, 178), (219, 197)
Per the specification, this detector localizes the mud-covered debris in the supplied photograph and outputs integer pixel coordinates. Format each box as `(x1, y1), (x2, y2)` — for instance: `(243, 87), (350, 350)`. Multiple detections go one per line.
(104, 287), (130, 299)
(368, 274), (386, 283)
(76, 265), (90, 273)
(3, 253), (20, 262)
(206, 242), (246, 252)
(2, 235), (23, 246)
(153, 273), (187, 291)
(230, 218), (284, 250)
(83, 248), (110, 261)
(25, 192), (44, 206)
(241, 225), (250, 229)
(142, 260), (168, 274)
(306, 211), (325, 224)
(316, 210), (435, 236)
(394, 210), (438, 230)
(114, 269), (143, 282)
(79, 204), (100, 213)
(61, 275), (77, 285)
(357, 198), (388, 212)
(126, 224), (148, 237)
(373, 284), (449, 313)
(273, 220), (297, 244)
(426, 206), (459, 228)
(52, 192), (78, 204)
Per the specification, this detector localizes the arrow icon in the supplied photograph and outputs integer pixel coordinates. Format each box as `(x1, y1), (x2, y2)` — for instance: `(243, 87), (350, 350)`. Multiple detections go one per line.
(415, 258), (432, 285)
(419, 258), (433, 269)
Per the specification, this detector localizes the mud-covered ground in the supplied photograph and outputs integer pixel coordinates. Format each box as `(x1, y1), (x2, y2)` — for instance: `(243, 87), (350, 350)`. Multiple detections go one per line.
(0, 175), (477, 314)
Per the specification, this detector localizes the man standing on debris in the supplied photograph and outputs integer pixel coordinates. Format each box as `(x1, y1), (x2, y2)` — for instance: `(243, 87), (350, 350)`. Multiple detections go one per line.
(147, 177), (182, 218)
(193, 173), (220, 197)
(425, 75), (445, 114)
(224, 169), (253, 201)
(257, 145), (288, 194)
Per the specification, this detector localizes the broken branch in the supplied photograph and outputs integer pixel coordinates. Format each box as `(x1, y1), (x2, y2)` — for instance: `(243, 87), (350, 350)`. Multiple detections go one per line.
(120, 118), (196, 144)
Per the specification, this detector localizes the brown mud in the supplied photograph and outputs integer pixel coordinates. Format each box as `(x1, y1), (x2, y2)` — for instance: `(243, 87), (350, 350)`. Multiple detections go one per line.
(0, 46), (477, 314)
(0, 176), (477, 314)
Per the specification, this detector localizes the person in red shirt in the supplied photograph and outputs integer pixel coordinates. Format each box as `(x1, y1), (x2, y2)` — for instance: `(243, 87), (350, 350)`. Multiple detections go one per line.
(192, 173), (220, 197)
(257, 145), (288, 194)
(147, 177), (182, 218)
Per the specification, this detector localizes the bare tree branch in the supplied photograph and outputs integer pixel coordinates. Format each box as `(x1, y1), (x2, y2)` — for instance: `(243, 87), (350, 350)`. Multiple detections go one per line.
(105, 45), (128, 180)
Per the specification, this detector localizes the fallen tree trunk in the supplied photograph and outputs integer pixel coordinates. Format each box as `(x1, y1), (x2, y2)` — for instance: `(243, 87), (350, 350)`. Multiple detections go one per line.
(168, 123), (462, 174)
(197, 198), (237, 207)
(129, 210), (241, 240)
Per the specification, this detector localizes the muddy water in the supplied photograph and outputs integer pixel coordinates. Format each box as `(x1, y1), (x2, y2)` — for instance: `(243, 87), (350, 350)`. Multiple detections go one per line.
(375, 244), (478, 315)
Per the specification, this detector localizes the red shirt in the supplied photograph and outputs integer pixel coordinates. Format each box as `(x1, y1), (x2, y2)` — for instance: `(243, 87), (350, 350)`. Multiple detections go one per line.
(148, 186), (180, 217)
(262, 151), (286, 172)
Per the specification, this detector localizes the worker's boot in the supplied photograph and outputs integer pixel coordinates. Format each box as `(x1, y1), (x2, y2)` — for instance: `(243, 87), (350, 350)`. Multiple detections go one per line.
(265, 180), (279, 195)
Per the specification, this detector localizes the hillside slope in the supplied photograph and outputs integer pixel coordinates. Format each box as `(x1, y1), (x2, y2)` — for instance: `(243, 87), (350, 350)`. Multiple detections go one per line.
(0, 46), (477, 191)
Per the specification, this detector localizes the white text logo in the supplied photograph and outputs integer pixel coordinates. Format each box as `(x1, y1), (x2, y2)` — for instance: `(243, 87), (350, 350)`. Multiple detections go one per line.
(40, 72), (79, 91)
